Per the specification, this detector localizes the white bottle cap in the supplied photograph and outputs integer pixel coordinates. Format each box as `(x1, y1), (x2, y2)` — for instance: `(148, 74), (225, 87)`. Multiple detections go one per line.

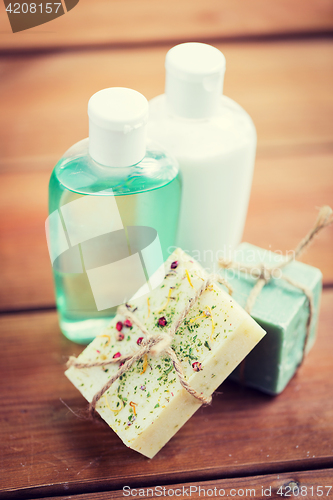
(88, 88), (149, 167)
(165, 43), (226, 119)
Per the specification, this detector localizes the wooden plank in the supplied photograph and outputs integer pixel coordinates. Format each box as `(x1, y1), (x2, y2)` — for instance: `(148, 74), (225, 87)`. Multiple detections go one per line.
(0, 40), (332, 163)
(0, 0), (332, 53)
(243, 152), (333, 281)
(0, 170), (53, 310)
(0, 152), (332, 311)
(40, 469), (333, 500)
(0, 290), (332, 498)
(0, 41), (332, 310)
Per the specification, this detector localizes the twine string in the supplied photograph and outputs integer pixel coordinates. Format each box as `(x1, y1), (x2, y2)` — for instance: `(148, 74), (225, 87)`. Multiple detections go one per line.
(281, 205), (333, 268)
(219, 206), (332, 368)
(67, 272), (233, 414)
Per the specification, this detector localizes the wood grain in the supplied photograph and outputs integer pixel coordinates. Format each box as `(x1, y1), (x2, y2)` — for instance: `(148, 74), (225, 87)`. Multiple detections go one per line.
(1, 40), (332, 311)
(243, 152), (333, 280)
(1, 1), (332, 497)
(1, 152), (332, 312)
(0, 40), (332, 163)
(44, 469), (333, 500)
(0, 0), (332, 53)
(0, 290), (332, 498)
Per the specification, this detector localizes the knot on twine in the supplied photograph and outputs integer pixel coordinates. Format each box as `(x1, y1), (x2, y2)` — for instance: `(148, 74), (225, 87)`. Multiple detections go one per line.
(219, 205), (333, 367)
(67, 273), (233, 415)
(257, 264), (283, 282)
(149, 333), (172, 357)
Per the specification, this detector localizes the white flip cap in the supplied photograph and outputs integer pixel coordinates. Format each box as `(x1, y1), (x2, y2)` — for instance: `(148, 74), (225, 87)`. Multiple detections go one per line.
(165, 43), (226, 119)
(88, 87), (149, 167)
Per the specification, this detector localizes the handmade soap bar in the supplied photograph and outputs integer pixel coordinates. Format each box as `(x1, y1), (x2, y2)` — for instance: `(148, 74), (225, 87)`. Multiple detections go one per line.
(222, 243), (322, 395)
(66, 248), (265, 458)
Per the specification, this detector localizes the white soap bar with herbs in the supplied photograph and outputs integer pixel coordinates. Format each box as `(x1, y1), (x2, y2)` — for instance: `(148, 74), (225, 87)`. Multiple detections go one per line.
(66, 248), (265, 458)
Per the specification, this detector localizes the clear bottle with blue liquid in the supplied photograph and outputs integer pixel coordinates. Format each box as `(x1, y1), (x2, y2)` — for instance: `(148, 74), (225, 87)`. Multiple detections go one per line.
(47, 88), (181, 344)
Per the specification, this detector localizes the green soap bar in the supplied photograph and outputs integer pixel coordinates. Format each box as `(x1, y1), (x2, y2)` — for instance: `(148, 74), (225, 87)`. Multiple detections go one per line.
(222, 243), (322, 395)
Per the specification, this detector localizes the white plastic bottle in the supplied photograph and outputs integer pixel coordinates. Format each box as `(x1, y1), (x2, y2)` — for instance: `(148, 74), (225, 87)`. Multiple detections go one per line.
(148, 42), (256, 273)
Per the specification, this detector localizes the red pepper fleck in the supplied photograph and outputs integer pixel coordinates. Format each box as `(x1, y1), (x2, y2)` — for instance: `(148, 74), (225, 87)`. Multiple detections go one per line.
(119, 361), (125, 368)
(158, 316), (167, 327)
(113, 352), (121, 359)
(96, 350), (100, 354)
(170, 260), (178, 269)
(116, 321), (123, 331)
(124, 319), (132, 328)
(192, 361), (202, 372)
(137, 337), (144, 345)
(116, 331), (125, 341)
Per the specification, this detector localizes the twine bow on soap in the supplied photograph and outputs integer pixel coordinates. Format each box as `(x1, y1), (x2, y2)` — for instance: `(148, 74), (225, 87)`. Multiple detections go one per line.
(67, 273), (233, 415)
(219, 206), (333, 366)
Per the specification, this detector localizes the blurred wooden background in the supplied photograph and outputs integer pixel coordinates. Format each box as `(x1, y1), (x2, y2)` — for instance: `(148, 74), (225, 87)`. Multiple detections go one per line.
(0, 1), (333, 498)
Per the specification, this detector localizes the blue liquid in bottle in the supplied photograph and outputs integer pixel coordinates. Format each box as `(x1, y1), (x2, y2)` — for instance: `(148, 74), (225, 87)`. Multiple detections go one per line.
(47, 89), (181, 344)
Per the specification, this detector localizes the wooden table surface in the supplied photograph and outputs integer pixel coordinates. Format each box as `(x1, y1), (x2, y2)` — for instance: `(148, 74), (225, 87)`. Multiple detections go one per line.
(1, 2), (333, 499)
